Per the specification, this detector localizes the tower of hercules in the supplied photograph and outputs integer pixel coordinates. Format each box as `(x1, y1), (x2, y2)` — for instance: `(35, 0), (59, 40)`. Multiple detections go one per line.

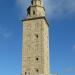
(22, 0), (50, 75)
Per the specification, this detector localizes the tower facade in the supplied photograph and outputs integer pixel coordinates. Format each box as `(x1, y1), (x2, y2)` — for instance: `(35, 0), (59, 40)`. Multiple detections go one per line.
(22, 0), (50, 75)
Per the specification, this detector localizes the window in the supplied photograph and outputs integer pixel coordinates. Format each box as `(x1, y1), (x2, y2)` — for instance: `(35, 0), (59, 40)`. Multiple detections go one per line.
(27, 7), (30, 15)
(31, 1), (33, 5)
(36, 69), (39, 72)
(33, 11), (35, 15)
(35, 34), (38, 38)
(25, 72), (26, 75)
(36, 58), (38, 61)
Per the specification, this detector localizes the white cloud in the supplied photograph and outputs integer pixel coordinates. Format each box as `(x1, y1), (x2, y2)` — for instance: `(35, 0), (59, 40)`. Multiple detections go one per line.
(44, 0), (75, 18)
(17, 0), (75, 19)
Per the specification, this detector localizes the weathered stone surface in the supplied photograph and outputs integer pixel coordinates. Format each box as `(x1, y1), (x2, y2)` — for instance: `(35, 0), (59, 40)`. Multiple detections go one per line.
(22, 0), (50, 75)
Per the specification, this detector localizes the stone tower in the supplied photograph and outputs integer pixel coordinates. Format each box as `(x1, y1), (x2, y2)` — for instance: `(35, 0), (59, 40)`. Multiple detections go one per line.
(22, 0), (50, 75)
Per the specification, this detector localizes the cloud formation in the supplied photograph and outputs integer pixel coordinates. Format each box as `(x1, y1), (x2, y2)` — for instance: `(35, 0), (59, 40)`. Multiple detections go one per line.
(17, 0), (75, 18)
(44, 0), (75, 18)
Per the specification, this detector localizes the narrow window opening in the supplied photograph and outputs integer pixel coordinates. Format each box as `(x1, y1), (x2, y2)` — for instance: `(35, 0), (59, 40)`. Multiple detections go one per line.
(33, 11), (35, 15)
(36, 58), (38, 61)
(36, 69), (39, 72)
(27, 7), (30, 16)
(35, 34), (38, 38)
(25, 72), (27, 75)
(31, 1), (33, 5)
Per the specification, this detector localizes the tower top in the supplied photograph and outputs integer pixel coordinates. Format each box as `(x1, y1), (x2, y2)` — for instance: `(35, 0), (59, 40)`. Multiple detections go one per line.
(31, 0), (43, 6)
(27, 0), (45, 18)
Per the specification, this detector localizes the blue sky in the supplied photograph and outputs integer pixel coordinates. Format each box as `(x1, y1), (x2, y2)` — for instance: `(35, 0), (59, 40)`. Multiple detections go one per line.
(0, 0), (75, 75)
